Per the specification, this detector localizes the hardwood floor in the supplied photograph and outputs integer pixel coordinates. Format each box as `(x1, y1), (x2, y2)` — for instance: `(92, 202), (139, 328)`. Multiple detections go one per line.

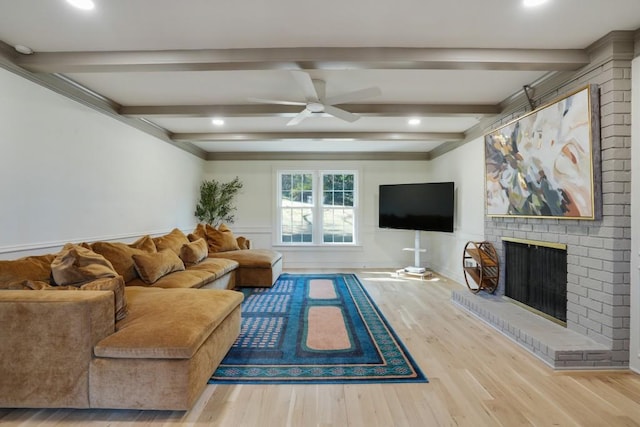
(2, 269), (640, 426)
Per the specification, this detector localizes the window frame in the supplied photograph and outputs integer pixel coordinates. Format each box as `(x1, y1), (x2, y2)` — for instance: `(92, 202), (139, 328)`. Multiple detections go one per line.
(276, 169), (359, 246)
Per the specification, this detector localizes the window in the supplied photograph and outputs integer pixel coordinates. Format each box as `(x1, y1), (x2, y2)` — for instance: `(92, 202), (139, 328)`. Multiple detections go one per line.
(277, 170), (358, 245)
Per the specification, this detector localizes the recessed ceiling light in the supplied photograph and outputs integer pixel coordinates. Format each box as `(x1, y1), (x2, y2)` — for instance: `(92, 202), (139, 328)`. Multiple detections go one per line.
(14, 45), (33, 55)
(66, 0), (95, 10)
(212, 118), (225, 126)
(523, 0), (549, 7)
(408, 118), (421, 126)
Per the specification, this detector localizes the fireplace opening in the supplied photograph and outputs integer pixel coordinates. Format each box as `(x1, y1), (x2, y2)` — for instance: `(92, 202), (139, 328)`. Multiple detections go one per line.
(503, 238), (567, 324)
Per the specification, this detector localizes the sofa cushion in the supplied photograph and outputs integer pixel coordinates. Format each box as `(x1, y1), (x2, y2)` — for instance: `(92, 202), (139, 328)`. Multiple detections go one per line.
(91, 241), (155, 283)
(132, 249), (185, 285)
(208, 248), (282, 268)
(3, 277), (128, 321)
(236, 236), (250, 250)
(152, 228), (189, 256)
(80, 276), (128, 321)
(2, 280), (51, 290)
(50, 243), (117, 286)
(204, 223), (241, 253)
(188, 257), (239, 277)
(129, 235), (157, 253)
(188, 223), (206, 242)
(126, 258), (239, 289)
(0, 254), (56, 288)
(179, 238), (208, 266)
(94, 287), (244, 359)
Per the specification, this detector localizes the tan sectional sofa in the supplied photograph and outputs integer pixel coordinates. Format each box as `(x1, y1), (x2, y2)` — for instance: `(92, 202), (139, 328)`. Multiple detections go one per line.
(0, 227), (283, 411)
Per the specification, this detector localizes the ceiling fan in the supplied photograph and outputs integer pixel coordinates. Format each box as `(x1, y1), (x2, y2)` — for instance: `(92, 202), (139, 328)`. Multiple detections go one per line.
(249, 71), (382, 126)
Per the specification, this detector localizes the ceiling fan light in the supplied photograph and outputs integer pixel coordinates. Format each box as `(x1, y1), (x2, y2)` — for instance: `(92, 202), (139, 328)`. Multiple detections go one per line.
(66, 0), (95, 10)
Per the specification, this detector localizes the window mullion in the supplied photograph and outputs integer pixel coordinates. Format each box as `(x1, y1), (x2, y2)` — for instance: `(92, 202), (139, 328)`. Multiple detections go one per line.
(314, 172), (322, 244)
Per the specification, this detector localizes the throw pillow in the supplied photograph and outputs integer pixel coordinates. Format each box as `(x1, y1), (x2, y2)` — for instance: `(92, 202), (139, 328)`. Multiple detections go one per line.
(51, 243), (118, 286)
(90, 241), (155, 283)
(188, 223), (207, 242)
(236, 236), (250, 250)
(1, 279), (51, 290)
(129, 235), (157, 253)
(0, 254), (56, 288)
(132, 249), (185, 284)
(5, 277), (128, 321)
(204, 223), (241, 252)
(152, 228), (190, 256)
(179, 238), (208, 266)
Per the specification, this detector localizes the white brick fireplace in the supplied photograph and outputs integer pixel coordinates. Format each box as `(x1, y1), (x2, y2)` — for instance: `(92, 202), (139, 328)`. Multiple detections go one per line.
(454, 32), (633, 369)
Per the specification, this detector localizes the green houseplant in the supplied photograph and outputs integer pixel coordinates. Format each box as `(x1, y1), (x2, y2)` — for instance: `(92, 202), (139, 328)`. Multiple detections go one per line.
(194, 177), (243, 226)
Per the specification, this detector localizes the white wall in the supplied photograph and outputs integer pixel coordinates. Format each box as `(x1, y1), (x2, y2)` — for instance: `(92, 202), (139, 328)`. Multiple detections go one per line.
(630, 56), (640, 373)
(204, 160), (433, 269)
(423, 137), (486, 284)
(0, 67), (204, 259)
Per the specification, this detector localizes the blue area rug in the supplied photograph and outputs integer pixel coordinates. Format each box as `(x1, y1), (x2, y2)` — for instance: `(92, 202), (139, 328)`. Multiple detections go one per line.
(209, 273), (427, 384)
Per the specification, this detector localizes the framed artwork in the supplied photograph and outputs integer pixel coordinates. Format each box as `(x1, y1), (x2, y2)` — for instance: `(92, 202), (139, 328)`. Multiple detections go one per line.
(484, 85), (601, 219)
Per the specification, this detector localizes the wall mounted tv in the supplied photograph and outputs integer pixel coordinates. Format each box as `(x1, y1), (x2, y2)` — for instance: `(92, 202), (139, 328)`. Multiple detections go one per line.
(378, 182), (455, 232)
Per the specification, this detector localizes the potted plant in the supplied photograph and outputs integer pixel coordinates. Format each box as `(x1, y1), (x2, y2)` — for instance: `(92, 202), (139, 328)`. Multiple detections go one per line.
(194, 177), (243, 226)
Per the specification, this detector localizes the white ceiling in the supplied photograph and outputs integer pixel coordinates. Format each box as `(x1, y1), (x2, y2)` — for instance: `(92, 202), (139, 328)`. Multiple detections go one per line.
(1, 0), (639, 158)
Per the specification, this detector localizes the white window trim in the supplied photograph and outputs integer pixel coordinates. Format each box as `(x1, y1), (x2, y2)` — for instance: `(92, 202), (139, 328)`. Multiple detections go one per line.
(275, 169), (360, 246)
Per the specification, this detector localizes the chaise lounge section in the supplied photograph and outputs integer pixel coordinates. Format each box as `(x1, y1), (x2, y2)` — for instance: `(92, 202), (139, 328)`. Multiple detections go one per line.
(189, 223), (283, 287)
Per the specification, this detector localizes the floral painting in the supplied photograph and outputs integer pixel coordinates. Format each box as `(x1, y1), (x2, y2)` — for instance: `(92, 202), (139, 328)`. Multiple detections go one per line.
(484, 85), (599, 219)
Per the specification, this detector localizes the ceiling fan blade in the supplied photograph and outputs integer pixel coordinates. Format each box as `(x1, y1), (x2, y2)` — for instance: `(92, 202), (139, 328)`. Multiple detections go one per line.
(324, 86), (382, 106)
(291, 71), (319, 102)
(312, 79), (326, 102)
(247, 97), (306, 106)
(323, 105), (360, 123)
(286, 108), (312, 126)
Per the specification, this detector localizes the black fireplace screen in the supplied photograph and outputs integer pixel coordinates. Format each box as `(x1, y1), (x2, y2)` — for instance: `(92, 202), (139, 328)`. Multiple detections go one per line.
(504, 241), (567, 323)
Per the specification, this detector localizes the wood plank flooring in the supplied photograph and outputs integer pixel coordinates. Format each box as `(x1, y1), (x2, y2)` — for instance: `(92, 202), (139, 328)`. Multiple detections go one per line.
(2, 269), (640, 426)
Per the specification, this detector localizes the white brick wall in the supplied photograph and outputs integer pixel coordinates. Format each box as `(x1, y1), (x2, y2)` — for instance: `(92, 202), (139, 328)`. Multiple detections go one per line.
(484, 33), (634, 366)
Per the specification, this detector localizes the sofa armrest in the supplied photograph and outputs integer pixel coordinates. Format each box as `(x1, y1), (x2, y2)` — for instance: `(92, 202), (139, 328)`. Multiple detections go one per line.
(0, 290), (115, 408)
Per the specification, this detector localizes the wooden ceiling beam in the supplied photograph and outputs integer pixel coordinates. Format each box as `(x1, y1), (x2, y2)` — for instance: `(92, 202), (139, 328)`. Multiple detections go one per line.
(15, 47), (589, 73)
(171, 131), (464, 142)
(120, 103), (500, 118)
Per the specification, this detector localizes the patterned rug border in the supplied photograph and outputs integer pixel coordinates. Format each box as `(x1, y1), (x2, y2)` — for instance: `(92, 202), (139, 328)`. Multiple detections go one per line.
(209, 273), (427, 384)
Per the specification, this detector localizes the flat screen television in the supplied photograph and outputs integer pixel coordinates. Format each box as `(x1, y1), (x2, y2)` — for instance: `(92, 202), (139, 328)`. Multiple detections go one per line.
(378, 182), (454, 232)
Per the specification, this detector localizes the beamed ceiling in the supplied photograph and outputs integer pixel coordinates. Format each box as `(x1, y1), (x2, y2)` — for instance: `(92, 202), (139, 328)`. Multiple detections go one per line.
(1, 0), (639, 159)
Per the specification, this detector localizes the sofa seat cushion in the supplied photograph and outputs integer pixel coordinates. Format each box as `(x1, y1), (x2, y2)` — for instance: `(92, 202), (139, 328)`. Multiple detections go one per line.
(125, 258), (238, 289)
(208, 249), (282, 268)
(188, 257), (238, 276)
(94, 287), (243, 359)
